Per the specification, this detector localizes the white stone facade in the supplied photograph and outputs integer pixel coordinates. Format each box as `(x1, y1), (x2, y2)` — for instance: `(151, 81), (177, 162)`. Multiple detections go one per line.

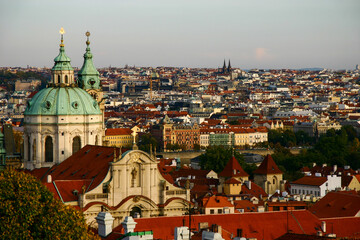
(24, 114), (103, 169)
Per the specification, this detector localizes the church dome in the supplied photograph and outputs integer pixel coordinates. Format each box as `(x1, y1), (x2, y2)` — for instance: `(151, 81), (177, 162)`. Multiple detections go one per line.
(24, 87), (101, 116)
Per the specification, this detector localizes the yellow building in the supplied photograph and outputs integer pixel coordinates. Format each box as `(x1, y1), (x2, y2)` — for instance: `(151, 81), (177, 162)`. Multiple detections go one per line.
(105, 128), (133, 148)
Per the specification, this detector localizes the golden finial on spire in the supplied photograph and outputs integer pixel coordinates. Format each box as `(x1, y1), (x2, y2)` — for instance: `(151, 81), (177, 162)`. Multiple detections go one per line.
(86, 31), (90, 46)
(59, 27), (65, 47)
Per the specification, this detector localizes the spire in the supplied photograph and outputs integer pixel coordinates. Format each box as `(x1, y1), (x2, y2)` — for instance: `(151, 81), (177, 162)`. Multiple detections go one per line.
(227, 59), (232, 73)
(78, 31), (101, 90)
(51, 27), (74, 86)
(52, 27), (73, 72)
(222, 59), (227, 73)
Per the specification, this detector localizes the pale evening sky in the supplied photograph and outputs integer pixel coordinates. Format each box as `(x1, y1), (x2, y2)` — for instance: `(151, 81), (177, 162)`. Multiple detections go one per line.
(0, 0), (359, 69)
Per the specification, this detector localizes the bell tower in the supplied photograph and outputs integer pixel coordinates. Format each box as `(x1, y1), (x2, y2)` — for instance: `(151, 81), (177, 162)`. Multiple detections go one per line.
(77, 32), (105, 143)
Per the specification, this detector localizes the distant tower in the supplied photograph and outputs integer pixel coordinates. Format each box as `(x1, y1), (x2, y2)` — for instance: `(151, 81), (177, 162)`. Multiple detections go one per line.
(227, 59), (232, 73)
(253, 155), (285, 195)
(77, 31), (105, 144)
(222, 59), (227, 73)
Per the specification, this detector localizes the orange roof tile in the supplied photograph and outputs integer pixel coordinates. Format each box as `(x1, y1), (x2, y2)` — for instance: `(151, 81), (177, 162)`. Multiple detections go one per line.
(309, 191), (360, 218)
(105, 128), (133, 136)
(291, 176), (327, 186)
(253, 154), (283, 175)
(219, 156), (249, 178)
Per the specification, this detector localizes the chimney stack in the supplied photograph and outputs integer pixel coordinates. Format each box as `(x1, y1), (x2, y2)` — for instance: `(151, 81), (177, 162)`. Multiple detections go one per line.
(121, 216), (137, 234)
(321, 221), (326, 233)
(96, 212), (114, 238)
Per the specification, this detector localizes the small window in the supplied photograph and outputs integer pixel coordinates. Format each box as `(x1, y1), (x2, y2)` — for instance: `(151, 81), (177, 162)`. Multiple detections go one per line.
(210, 209), (214, 214)
(218, 209), (222, 214)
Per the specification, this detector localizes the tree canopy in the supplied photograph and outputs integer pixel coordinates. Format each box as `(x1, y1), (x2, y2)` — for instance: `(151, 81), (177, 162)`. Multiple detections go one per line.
(138, 133), (158, 154)
(0, 169), (99, 240)
(272, 126), (360, 181)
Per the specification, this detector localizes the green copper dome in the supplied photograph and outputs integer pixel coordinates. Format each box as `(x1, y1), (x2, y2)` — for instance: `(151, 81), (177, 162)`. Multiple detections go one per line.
(24, 87), (101, 116)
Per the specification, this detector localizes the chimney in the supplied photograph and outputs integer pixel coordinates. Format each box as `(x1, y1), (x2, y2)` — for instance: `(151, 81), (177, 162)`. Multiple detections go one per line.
(321, 221), (326, 233)
(121, 216), (137, 234)
(245, 180), (251, 189)
(322, 163), (327, 168)
(47, 175), (52, 183)
(237, 228), (243, 237)
(96, 212), (114, 238)
(333, 165), (337, 172)
(312, 162), (316, 167)
(234, 169), (236, 175)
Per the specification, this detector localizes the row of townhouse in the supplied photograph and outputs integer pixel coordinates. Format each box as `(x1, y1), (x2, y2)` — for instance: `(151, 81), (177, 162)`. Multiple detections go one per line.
(199, 126), (268, 148)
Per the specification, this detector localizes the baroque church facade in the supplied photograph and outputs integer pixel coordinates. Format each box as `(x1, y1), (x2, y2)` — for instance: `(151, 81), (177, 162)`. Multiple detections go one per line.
(26, 29), (190, 224)
(23, 30), (104, 170)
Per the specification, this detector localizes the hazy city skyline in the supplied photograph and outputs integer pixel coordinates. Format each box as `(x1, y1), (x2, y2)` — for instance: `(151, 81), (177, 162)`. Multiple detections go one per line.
(1, 0), (359, 69)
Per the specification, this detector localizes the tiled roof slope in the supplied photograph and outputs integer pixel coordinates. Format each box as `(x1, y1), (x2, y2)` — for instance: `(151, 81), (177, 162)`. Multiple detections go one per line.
(291, 176), (327, 186)
(219, 156), (249, 178)
(253, 154), (283, 175)
(43, 145), (121, 192)
(110, 210), (360, 240)
(309, 191), (360, 218)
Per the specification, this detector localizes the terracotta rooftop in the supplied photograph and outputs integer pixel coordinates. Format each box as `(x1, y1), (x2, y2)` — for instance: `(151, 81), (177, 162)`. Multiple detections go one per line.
(105, 128), (133, 136)
(253, 154), (283, 175)
(291, 176), (327, 186)
(202, 195), (234, 208)
(309, 191), (360, 218)
(219, 156), (249, 178)
(109, 210), (360, 240)
(39, 145), (121, 192)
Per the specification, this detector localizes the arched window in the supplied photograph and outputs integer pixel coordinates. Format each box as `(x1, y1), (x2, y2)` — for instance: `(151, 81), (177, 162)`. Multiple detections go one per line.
(57, 75), (61, 83)
(72, 136), (81, 154)
(32, 139), (36, 161)
(65, 75), (68, 84)
(45, 136), (53, 162)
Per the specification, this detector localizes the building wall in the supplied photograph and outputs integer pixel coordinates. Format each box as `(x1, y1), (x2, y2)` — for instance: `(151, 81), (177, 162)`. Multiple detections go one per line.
(24, 114), (103, 169)
(80, 150), (190, 226)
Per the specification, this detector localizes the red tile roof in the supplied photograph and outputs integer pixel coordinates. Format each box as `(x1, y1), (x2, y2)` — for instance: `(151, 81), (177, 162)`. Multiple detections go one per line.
(253, 154), (283, 175)
(309, 191), (360, 218)
(291, 176), (327, 186)
(110, 210), (360, 240)
(219, 156), (249, 178)
(105, 128), (133, 136)
(241, 181), (268, 199)
(43, 145), (121, 192)
(202, 195), (234, 208)
(233, 200), (257, 212)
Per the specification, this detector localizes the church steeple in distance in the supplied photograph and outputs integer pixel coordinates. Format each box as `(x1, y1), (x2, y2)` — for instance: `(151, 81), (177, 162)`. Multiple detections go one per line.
(78, 31), (101, 90)
(227, 59), (232, 73)
(222, 59), (227, 73)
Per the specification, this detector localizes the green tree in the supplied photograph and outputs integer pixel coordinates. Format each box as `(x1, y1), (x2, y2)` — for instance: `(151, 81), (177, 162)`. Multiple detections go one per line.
(199, 145), (247, 173)
(0, 169), (99, 240)
(138, 133), (158, 153)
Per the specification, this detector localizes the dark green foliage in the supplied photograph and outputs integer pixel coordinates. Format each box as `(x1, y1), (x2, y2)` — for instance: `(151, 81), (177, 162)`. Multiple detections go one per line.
(199, 146), (254, 176)
(271, 126), (360, 180)
(268, 129), (315, 147)
(138, 133), (158, 153)
(0, 169), (99, 240)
